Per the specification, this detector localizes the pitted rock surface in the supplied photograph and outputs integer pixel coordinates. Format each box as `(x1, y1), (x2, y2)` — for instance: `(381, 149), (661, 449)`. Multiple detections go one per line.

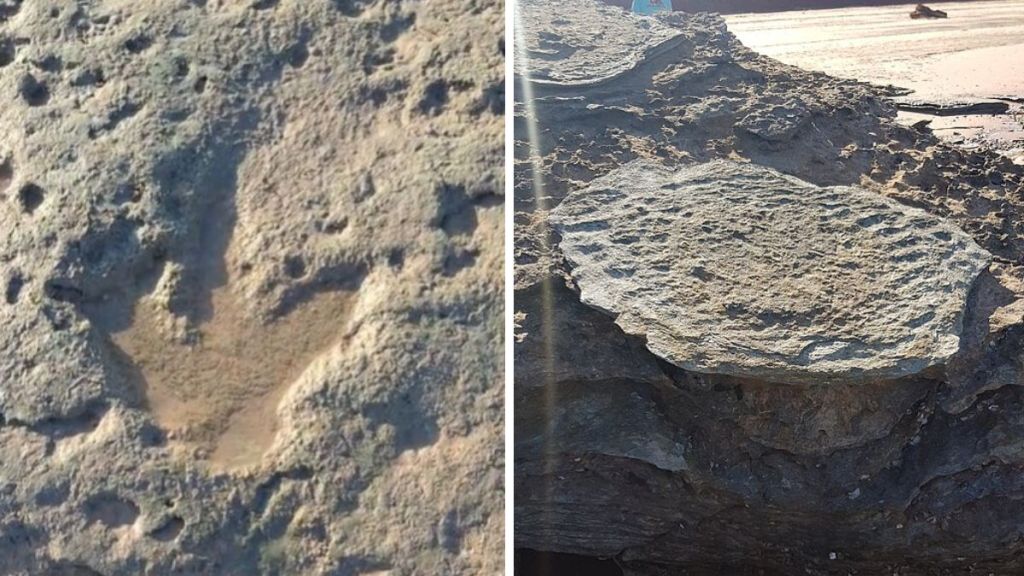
(513, 0), (682, 87)
(551, 160), (992, 384)
(0, 0), (502, 574)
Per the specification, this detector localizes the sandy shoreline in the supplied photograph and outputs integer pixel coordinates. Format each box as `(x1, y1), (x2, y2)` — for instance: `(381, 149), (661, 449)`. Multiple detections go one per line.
(725, 0), (1024, 162)
(601, 0), (993, 15)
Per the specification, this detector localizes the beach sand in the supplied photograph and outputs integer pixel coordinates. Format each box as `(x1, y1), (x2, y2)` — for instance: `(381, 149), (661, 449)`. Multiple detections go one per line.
(725, 0), (1024, 162)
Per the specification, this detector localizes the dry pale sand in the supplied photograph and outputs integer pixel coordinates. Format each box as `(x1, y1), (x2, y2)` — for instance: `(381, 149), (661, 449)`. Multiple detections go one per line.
(724, 0), (1024, 98)
(725, 0), (1024, 161)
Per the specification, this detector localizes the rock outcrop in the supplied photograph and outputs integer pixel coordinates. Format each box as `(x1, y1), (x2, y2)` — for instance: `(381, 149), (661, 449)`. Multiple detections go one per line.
(910, 4), (948, 19)
(551, 160), (990, 385)
(0, 0), (503, 574)
(514, 0), (1024, 573)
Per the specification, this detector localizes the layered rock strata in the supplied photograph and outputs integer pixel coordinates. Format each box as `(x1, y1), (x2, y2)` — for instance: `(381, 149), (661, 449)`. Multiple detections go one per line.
(514, 0), (1024, 573)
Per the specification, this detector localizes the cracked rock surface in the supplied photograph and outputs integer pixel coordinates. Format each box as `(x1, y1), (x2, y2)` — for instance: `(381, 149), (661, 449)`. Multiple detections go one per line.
(514, 0), (1024, 573)
(0, 0), (503, 574)
(551, 159), (991, 384)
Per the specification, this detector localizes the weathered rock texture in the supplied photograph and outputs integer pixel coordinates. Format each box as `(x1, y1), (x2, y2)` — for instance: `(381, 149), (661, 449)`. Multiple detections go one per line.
(515, 2), (681, 87)
(514, 0), (1024, 573)
(552, 160), (991, 384)
(0, 0), (503, 574)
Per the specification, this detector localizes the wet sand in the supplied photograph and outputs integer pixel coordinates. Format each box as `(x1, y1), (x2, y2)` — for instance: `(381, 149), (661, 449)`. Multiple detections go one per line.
(725, 0), (1024, 162)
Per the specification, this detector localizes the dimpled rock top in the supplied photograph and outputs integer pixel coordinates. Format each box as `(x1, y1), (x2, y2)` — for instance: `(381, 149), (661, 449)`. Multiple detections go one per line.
(551, 160), (992, 384)
(513, 0), (684, 87)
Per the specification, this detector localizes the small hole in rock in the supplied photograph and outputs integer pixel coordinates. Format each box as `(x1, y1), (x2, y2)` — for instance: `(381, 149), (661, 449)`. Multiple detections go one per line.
(139, 423), (166, 447)
(286, 43), (309, 68)
(112, 182), (141, 204)
(44, 279), (83, 303)
(320, 217), (348, 234)
(34, 54), (62, 72)
(193, 75), (208, 93)
(19, 75), (50, 106)
(150, 515), (184, 542)
(71, 67), (104, 87)
(364, 87), (388, 106)
(18, 183), (44, 213)
(172, 56), (189, 78)
(35, 484), (69, 507)
(0, 158), (13, 191)
(331, 0), (369, 17)
(0, 38), (14, 67)
(474, 80), (503, 116)
(123, 34), (152, 54)
(387, 249), (404, 270)
(417, 79), (449, 116)
(84, 493), (140, 529)
(5, 275), (24, 304)
(441, 203), (478, 237)
(284, 256), (306, 279)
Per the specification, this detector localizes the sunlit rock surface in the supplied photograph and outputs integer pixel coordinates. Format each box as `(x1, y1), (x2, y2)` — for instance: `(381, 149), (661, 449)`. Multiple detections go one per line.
(552, 159), (990, 384)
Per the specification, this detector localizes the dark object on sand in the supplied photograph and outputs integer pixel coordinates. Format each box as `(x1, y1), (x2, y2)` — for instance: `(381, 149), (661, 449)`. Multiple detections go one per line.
(911, 118), (933, 132)
(910, 4), (948, 18)
(897, 100), (1010, 116)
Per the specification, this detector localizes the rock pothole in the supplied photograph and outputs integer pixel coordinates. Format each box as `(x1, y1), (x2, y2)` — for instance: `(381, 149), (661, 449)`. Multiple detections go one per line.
(18, 74), (50, 107)
(17, 183), (44, 213)
(149, 515), (184, 542)
(83, 493), (140, 529)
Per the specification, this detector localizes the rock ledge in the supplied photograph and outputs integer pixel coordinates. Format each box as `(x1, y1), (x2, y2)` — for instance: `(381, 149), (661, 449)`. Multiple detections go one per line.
(551, 160), (992, 384)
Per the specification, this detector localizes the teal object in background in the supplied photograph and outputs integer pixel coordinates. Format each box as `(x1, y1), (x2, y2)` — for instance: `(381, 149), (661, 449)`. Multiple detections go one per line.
(631, 0), (672, 15)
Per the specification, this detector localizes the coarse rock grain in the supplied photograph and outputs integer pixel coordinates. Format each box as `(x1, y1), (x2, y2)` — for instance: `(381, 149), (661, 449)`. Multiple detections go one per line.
(513, 0), (682, 87)
(0, 0), (503, 574)
(551, 159), (991, 384)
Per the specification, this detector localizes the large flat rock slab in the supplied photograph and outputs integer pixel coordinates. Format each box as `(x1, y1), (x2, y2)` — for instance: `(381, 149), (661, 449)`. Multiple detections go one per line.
(513, 0), (684, 87)
(551, 160), (991, 384)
